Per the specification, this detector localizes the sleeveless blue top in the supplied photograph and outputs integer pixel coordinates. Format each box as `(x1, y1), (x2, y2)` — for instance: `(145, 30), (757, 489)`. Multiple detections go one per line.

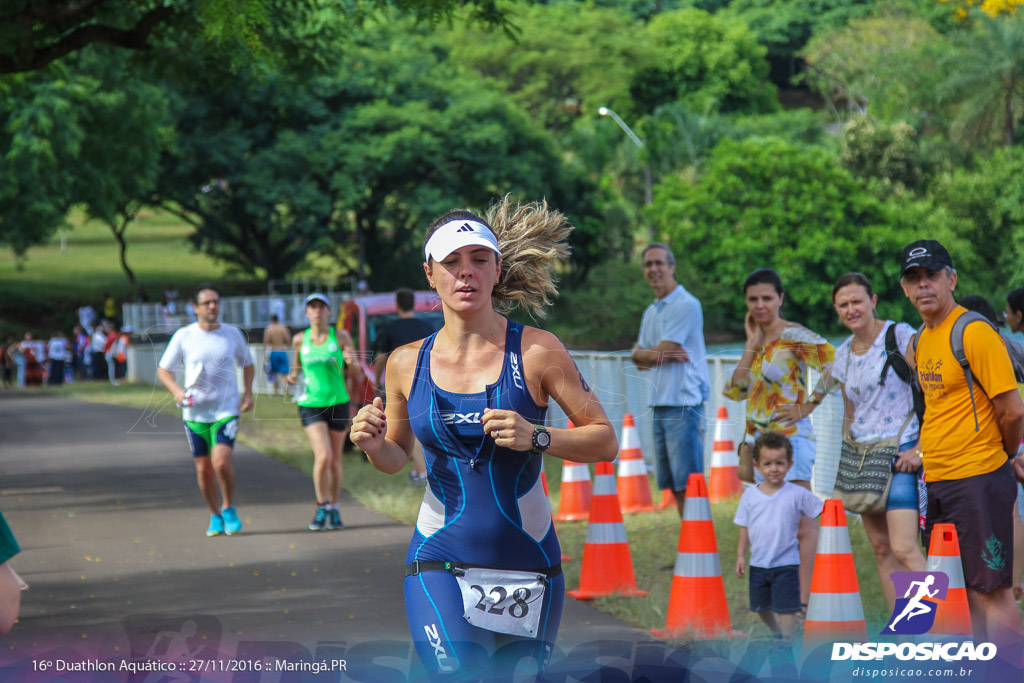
(405, 320), (559, 570)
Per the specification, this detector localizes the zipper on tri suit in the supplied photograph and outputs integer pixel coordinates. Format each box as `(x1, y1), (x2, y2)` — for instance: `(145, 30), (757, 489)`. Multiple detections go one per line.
(469, 458), (476, 469)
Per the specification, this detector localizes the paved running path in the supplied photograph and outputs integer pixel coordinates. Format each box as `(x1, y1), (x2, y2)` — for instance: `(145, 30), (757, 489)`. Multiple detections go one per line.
(0, 392), (663, 681)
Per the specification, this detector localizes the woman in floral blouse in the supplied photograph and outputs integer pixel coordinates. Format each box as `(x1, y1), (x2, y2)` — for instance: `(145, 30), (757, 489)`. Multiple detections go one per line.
(724, 267), (834, 608)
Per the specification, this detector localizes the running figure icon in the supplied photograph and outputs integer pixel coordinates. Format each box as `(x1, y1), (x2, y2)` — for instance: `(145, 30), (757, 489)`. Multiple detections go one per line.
(888, 574), (939, 631)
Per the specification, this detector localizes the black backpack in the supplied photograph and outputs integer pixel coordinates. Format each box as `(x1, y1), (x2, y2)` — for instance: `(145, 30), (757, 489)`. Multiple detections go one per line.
(910, 311), (1024, 432)
(879, 322), (925, 422)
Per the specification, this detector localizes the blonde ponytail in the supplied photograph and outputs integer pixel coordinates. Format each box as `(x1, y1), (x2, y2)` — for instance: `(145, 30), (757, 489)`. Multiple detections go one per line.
(486, 196), (573, 318)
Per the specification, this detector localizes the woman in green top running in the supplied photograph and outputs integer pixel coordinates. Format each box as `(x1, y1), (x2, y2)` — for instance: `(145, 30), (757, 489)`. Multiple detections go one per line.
(286, 293), (362, 531)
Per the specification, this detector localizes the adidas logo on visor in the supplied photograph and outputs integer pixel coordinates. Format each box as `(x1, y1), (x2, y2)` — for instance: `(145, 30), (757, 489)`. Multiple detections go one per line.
(424, 219), (500, 261)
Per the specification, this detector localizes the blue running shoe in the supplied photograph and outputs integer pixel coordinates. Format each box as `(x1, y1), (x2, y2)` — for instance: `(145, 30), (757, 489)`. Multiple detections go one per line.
(206, 513), (224, 537)
(309, 507), (328, 531)
(328, 508), (344, 530)
(222, 507), (242, 535)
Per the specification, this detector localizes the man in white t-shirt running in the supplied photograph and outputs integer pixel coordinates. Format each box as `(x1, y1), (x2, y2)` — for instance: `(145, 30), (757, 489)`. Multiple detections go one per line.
(157, 284), (254, 537)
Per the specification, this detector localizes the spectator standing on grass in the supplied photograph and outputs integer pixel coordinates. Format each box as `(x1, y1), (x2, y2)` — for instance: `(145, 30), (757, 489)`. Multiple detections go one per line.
(735, 431), (823, 640)
(373, 289), (436, 486)
(724, 267), (834, 611)
(90, 323), (108, 381)
(77, 303), (96, 334)
(72, 325), (90, 381)
(104, 324), (120, 384)
(112, 327), (132, 385)
(1005, 288), (1024, 338)
(803, 273), (926, 611)
(899, 240), (1024, 645)
(103, 293), (117, 324)
(21, 333), (45, 386)
(631, 242), (710, 519)
(9, 339), (24, 388)
(157, 284), (254, 537)
(46, 331), (69, 386)
(161, 296), (176, 329)
(0, 340), (13, 389)
(164, 284), (178, 313)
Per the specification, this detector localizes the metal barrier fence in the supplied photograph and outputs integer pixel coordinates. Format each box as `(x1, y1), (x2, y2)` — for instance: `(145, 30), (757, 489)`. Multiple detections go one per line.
(125, 346), (843, 497)
(123, 293), (352, 337)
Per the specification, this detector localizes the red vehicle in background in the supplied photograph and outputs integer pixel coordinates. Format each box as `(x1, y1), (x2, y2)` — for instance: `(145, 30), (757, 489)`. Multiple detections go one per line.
(337, 291), (443, 405)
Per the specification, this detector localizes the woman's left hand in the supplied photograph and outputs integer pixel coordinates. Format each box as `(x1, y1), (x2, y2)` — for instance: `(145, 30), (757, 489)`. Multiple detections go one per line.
(894, 446), (922, 473)
(775, 403), (809, 425)
(480, 408), (534, 451)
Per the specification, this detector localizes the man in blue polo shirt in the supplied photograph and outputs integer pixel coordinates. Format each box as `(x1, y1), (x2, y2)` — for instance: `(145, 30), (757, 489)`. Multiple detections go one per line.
(632, 243), (711, 518)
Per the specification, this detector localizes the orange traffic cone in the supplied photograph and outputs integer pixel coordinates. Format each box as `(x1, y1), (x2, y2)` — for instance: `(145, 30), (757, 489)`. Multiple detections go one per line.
(803, 499), (867, 648)
(554, 461), (591, 522)
(708, 406), (742, 502)
(568, 461), (647, 599)
(651, 473), (741, 639)
(617, 414), (654, 514)
(924, 523), (972, 636)
(657, 489), (674, 510)
(554, 421), (592, 522)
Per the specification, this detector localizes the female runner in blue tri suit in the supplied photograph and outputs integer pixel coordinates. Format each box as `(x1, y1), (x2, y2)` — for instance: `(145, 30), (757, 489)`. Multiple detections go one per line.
(351, 198), (618, 680)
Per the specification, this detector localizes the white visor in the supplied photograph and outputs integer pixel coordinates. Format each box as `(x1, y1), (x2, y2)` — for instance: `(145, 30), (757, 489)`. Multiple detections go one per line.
(424, 220), (500, 262)
(304, 293), (330, 307)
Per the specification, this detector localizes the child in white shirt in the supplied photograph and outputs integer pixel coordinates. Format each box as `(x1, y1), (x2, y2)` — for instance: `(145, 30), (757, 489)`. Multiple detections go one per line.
(735, 431), (823, 638)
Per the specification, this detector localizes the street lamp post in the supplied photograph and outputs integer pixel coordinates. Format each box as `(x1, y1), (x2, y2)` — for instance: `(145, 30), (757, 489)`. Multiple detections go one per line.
(598, 107), (652, 206)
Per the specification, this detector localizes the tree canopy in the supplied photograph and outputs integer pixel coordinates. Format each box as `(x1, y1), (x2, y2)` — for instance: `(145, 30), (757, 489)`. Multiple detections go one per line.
(0, 0), (521, 74)
(152, 22), (598, 285)
(645, 136), (961, 333)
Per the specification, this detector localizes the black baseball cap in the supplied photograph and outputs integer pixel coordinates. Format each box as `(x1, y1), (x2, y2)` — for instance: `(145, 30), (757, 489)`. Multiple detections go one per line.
(900, 239), (954, 276)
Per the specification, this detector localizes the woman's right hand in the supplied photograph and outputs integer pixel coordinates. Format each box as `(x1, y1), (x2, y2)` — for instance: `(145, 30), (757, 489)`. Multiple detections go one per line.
(744, 312), (763, 348)
(351, 396), (388, 455)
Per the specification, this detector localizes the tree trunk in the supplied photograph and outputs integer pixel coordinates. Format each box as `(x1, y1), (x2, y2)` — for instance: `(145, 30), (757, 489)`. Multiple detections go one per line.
(112, 216), (136, 286)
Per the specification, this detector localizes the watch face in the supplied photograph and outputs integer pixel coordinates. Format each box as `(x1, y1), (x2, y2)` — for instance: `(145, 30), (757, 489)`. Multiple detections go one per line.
(534, 430), (551, 449)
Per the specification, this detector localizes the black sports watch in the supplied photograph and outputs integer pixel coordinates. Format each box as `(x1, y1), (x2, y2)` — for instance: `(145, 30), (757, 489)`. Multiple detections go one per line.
(531, 425), (551, 455)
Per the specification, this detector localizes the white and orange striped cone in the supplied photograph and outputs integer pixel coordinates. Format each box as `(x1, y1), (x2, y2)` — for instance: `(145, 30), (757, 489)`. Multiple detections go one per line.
(651, 473), (741, 639)
(553, 422), (592, 522)
(657, 489), (674, 510)
(708, 406), (742, 503)
(803, 499), (868, 648)
(924, 523), (972, 636)
(617, 413), (654, 514)
(568, 461), (647, 599)
(554, 461), (592, 522)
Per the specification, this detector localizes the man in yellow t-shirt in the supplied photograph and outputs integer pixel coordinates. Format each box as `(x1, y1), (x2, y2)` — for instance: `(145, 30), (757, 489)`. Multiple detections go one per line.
(900, 239), (1024, 645)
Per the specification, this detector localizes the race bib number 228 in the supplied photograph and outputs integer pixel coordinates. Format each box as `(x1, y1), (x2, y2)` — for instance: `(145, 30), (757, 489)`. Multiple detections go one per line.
(456, 568), (546, 637)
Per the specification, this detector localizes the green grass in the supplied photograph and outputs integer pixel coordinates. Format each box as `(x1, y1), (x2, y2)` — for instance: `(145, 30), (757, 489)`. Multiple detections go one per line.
(0, 209), (237, 339)
(544, 464), (893, 640)
(47, 381), (898, 640)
